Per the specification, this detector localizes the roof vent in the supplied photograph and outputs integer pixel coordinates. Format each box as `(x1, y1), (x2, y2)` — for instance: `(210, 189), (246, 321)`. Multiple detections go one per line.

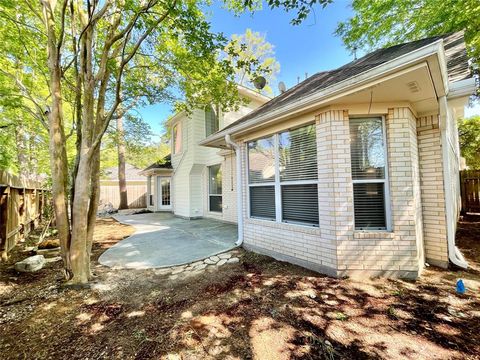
(406, 81), (421, 93)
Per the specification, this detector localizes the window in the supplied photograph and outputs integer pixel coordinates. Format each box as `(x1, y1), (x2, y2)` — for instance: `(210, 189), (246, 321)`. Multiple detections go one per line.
(172, 123), (182, 154)
(209, 164), (222, 212)
(248, 136), (275, 220)
(147, 176), (153, 206)
(248, 124), (319, 226)
(349, 117), (389, 230)
(205, 105), (219, 137)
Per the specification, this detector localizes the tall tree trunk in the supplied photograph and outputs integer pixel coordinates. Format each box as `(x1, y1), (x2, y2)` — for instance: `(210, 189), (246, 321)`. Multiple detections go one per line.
(116, 116), (128, 209)
(86, 147), (101, 278)
(43, 1), (72, 278)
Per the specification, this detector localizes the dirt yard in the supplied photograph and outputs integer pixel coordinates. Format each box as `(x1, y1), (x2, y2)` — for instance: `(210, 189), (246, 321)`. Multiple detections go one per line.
(0, 216), (479, 360)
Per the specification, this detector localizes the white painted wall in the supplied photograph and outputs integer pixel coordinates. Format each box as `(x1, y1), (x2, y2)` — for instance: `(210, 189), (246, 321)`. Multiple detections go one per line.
(170, 96), (265, 220)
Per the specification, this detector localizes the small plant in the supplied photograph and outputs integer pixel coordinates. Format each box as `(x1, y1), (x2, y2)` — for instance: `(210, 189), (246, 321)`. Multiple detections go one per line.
(334, 311), (348, 321)
(387, 306), (398, 319)
(391, 289), (404, 297)
(133, 329), (147, 341)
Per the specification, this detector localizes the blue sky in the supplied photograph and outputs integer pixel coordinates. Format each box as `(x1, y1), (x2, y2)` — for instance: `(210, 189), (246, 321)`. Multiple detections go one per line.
(138, 0), (355, 138)
(138, 0), (480, 139)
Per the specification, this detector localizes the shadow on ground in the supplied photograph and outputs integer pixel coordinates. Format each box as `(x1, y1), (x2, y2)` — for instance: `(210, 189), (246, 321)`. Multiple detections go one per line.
(0, 216), (479, 359)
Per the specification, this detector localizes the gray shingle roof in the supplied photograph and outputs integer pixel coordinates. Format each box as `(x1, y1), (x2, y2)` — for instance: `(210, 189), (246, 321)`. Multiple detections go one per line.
(104, 163), (144, 181)
(142, 154), (172, 172)
(221, 32), (470, 133)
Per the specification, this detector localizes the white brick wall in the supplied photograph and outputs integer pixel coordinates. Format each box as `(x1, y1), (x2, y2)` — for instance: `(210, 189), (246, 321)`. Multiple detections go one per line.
(417, 114), (448, 267)
(241, 107), (428, 279)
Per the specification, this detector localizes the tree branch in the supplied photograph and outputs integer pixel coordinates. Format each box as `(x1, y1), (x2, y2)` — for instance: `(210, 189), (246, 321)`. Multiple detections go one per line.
(89, 0), (176, 156)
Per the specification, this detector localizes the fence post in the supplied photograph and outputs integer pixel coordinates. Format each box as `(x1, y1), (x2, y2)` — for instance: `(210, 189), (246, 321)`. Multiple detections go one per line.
(0, 186), (9, 261)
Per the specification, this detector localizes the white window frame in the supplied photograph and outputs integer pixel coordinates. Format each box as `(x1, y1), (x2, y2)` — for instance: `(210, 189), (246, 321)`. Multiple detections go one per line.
(208, 164), (222, 213)
(247, 124), (319, 227)
(350, 116), (392, 231)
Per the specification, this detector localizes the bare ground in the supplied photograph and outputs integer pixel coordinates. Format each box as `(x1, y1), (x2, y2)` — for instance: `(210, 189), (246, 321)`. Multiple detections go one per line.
(0, 216), (479, 360)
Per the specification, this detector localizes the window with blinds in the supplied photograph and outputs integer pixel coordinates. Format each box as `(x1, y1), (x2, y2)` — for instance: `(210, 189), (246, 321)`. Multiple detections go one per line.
(209, 164), (222, 212)
(248, 124), (319, 226)
(349, 117), (389, 230)
(205, 105), (219, 137)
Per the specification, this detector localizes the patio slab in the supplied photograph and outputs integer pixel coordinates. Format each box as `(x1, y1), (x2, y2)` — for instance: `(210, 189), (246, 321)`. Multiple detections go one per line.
(98, 213), (237, 269)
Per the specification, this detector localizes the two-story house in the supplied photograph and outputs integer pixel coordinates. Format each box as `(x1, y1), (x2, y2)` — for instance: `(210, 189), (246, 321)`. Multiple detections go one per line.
(141, 85), (270, 222)
(143, 32), (476, 279)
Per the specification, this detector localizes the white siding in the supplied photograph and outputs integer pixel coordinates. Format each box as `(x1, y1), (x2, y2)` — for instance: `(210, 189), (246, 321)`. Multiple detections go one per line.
(170, 96), (264, 219)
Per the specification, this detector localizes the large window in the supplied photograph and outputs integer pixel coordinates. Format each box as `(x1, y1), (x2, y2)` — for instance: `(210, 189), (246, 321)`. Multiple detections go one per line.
(349, 117), (389, 230)
(248, 124), (319, 226)
(209, 164), (222, 212)
(205, 105), (219, 137)
(172, 123), (182, 154)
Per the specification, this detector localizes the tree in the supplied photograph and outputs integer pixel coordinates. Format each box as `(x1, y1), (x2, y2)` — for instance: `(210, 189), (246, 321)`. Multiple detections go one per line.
(1, 0), (252, 285)
(226, 29), (280, 96)
(458, 116), (480, 169)
(335, 0), (480, 86)
(116, 115), (128, 209)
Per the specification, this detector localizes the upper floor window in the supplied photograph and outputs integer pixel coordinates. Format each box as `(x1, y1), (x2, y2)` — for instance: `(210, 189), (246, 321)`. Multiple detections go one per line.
(205, 105), (219, 137)
(248, 124), (319, 226)
(172, 123), (182, 154)
(349, 117), (390, 230)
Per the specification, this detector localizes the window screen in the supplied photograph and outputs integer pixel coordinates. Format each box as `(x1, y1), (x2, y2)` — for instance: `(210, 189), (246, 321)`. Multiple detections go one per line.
(281, 184), (319, 225)
(249, 186), (275, 220)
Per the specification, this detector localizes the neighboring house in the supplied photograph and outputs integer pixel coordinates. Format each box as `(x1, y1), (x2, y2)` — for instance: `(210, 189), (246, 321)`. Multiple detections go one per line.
(196, 32), (477, 279)
(142, 86), (270, 218)
(100, 163), (147, 209)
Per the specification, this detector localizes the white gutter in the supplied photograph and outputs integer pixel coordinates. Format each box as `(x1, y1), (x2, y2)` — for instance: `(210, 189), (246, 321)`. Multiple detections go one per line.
(447, 78), (477, 99)
(439, 96), (468, 269)
(225, 134), (243, 246)
(201, 40), (444, 146)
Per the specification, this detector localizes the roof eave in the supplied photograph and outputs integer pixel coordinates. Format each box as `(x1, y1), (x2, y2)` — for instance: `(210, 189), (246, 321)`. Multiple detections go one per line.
(200, 39), (446, 147)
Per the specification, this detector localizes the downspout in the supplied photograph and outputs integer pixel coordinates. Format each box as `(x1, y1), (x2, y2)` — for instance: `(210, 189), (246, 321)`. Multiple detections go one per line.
(439, 96), (468, 269)
(225, 134), (243, 246)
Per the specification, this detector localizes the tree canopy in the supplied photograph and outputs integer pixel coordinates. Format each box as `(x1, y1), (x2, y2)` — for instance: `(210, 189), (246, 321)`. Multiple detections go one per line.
(227, 29), (280, 96)
(335, 0), (480, 84)
(459, 116), (480, 169)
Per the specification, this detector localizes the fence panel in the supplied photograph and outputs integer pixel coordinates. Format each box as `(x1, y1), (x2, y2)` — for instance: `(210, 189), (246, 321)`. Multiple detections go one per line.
(460, 170), (480, 214)
(99, 180), (147, 209)
(0, 171), (46, 259)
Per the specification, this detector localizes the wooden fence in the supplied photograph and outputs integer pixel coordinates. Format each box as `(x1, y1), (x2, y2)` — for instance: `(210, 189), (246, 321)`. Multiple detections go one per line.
(99, 180), (147, 209)
(0, 171), (47, 259)
(460, 170), (480, 214)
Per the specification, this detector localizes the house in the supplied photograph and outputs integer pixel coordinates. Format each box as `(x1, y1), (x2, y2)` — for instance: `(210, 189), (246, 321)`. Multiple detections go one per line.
(141, 86), (270, 216)
(146, 32), (477, 279)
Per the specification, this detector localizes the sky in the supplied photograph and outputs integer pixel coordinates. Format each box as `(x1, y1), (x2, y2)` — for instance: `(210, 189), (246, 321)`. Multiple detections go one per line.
(138, 0), (356, 138)
(138, 0), (480, 139)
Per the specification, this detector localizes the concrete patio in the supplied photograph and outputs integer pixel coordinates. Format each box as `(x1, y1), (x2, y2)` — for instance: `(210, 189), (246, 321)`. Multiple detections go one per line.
(98, 213), (237, 269)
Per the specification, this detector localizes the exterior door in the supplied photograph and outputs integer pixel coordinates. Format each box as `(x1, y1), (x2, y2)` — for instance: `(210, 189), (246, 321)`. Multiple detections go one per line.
(156, 177), (172, 210)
